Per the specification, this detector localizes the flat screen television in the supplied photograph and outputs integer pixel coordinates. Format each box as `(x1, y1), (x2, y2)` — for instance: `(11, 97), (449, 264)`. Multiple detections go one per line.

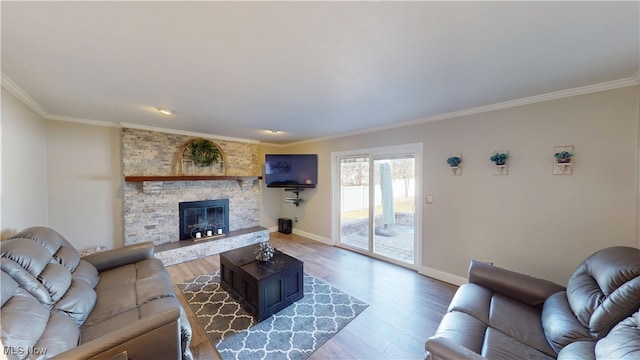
(265, 154), (318, 188)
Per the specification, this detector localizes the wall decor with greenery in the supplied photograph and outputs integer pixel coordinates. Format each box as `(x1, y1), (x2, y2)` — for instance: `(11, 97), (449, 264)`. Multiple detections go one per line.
(553, 145), (573, 175)
(178, 138), (226, 175)
(189, 139), (221, 166)
(491, 150), (509, 175)
(447, 154), (462, 176)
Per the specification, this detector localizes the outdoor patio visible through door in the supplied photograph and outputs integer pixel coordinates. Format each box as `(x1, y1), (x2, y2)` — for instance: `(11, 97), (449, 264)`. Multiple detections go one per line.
(333, 144), (422, 269)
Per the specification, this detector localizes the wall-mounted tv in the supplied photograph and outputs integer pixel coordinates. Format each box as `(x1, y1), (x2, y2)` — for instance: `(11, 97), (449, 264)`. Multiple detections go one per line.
(265, 154), (318, 188)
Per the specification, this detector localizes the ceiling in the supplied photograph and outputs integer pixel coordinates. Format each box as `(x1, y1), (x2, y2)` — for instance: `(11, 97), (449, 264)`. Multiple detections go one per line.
(2, 1), (639, 145)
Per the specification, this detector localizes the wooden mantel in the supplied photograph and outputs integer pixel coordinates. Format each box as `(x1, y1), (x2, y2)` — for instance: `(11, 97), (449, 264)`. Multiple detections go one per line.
(124, 175), (262, 182)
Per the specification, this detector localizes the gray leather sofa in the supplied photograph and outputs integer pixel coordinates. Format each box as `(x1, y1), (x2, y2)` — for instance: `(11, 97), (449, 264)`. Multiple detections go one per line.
(426, 246), (640, 360)
(1, 227), (193, 360)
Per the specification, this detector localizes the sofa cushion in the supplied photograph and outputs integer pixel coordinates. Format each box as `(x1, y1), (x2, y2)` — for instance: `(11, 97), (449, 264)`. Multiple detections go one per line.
(447, 283), (556, 357)
(83, 259), (177, 332)
(38, 262), (73, 302)
(447, 283), (491, 324)
(595, 310), (640, 359)
(0, 271), (80, 360)
(93, 258), (168, 289)
(566, 246), (640, 338)
(34, 310), (81, 357)
(1, 258), (51, 304)
(8, 226), (81, 272)
(53, 278), (98, 325)
(481, 328), (555, 360)
(556, 340), (595, 360)
(80, 297), (185, 344)
(3, 228), (99, 326)
(489, 294), (556, 357)
(542, 291), (592, 352)
(1, 271), (18, 307)
(1, 289), (49, 358)
(1, 238), (51, 276)
(72, 260), (100, 289)
(434, 311), (487, 353)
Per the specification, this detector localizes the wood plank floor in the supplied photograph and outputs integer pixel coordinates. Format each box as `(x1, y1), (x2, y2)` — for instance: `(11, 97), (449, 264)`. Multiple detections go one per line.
(166, 232), (458, 360)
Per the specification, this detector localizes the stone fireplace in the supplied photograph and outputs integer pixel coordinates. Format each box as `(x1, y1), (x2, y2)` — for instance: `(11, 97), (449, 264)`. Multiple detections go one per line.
(121, 128), (268, 265)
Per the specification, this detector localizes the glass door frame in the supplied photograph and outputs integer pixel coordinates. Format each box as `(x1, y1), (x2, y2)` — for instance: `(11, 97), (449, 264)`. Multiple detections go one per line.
(331, 143), (423, 270)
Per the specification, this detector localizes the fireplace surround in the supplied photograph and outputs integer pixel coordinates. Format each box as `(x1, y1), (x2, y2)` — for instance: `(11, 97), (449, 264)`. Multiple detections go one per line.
(121, 128), (267, 265)
(179, 199), (229, 240)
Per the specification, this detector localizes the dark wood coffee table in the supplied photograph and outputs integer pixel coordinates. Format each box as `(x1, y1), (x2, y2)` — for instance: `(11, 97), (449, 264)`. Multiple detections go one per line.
(219, 243), (304, 321)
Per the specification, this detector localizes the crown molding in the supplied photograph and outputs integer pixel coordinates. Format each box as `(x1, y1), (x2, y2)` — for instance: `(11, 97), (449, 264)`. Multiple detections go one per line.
(119, 123), (261, 144)
(283, 76), (640, 147)
(3, 71), (638, 148)
(46, 114), (120, 128)
(1, 73), (49, 118)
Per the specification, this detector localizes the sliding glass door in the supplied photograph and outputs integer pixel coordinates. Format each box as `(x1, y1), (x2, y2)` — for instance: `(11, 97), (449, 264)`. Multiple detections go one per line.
(334, 144), (421, 268)
(338, 156), (370, 252)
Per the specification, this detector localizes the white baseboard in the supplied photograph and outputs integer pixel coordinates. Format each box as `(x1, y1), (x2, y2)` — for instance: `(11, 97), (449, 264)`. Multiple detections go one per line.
(292, 229), (333, 246)
(420, 266), (468, 286)
(274, 227), (465, 286)
(267, 226), (278, 233)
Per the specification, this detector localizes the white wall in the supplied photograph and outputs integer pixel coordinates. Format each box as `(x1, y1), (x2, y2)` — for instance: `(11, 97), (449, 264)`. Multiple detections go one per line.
(637, 87), (640, 248)
(258, 144), (288, 231)
(264, 86), (640, 285)
(1, 88), (48, 239)
(45, 121), (123, 250)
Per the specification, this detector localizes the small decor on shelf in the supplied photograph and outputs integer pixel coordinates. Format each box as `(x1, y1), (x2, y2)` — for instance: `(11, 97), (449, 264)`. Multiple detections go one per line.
(189, 139), (221, 167)
(255, 242), (275, 262)
(446, 156), (462, 167)
(490, 152), (508, 165)
(491, 150), (509, 175)
(554, 151), (573, 163)
(447, 154), (462, 176)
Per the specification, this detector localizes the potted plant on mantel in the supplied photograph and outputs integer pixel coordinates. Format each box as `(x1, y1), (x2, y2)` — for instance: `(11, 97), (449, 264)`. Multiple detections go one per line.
(554, 151), (573, 164)
(490, 152), (508, 166)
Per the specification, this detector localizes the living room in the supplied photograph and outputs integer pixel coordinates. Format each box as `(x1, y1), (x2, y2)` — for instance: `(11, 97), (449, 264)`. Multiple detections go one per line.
(1, 2), (639, 359)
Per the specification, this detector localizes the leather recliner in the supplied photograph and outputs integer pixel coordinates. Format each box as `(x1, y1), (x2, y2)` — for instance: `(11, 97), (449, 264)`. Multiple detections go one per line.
(1, 227), (193, 360)
(425, 246), (640, 359)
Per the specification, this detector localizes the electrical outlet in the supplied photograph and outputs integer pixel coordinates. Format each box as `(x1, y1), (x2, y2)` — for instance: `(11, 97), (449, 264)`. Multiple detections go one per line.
(294, 217), (298, 223)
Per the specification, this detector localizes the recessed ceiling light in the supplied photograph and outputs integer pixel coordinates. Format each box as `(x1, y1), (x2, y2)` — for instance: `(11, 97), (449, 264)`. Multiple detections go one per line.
(157, 108), (174, 115)
(269, 129), (280, 134)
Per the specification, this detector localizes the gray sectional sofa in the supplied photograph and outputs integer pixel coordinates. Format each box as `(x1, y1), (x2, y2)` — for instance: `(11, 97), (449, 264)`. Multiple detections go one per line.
(426, 246), (640, 359)
(1, 227), (193, 360)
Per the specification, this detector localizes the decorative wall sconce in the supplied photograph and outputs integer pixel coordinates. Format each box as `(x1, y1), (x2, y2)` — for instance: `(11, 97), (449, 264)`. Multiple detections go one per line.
(553, 145), (573, 175)
(446, 154), (462, 176)
(490, 150), (509, 175)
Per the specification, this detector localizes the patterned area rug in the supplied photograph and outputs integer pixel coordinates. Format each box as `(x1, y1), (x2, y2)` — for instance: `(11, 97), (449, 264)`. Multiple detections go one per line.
(178, 271), (368, 360)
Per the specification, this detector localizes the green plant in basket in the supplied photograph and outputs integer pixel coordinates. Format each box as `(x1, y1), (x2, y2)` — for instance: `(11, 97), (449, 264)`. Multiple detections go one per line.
(490, 152), (508, 165)
(554, 151), (572, 163)
(447, 156), (462, 167)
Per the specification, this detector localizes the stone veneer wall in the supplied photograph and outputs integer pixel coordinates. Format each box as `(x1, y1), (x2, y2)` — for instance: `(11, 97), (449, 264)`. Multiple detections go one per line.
(122, 128), (261, 246)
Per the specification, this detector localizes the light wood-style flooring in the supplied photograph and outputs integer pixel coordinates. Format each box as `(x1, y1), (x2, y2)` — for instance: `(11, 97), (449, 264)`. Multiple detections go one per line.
(166, 232), (458, 360)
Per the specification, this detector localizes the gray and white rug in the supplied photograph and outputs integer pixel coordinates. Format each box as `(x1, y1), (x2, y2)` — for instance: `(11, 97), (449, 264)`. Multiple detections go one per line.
(178, 271), (368, 360)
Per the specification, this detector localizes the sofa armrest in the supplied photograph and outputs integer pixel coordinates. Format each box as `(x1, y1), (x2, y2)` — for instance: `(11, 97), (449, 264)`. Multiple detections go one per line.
(468, 260), (565, 308)
(50, 308), (181, 360)
(426, 337), (486, 360)
(82, 242), (155, 272)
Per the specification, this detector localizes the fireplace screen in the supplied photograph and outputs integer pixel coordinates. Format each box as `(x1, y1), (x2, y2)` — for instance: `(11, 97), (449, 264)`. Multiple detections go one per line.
(179, 199), (229, 240)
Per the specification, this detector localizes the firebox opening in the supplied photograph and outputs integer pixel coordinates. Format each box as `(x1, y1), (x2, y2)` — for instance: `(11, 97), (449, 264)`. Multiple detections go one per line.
(179, 199), (229, 240)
